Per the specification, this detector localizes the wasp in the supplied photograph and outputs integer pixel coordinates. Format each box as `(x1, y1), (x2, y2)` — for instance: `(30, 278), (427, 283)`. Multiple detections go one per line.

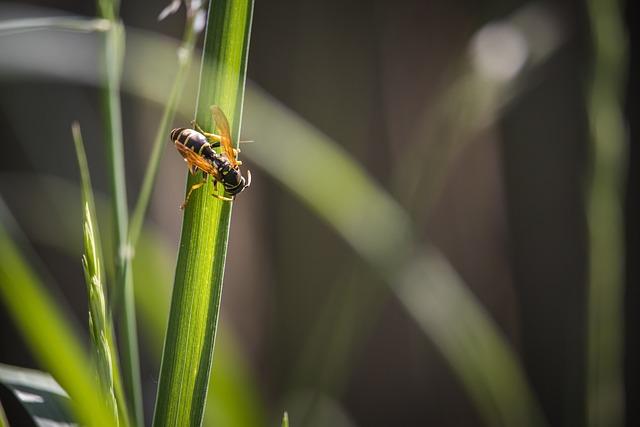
(171, 105), (251, 209)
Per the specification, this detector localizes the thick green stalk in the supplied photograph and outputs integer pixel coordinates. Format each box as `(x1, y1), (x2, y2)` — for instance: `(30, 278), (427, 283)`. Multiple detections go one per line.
(152, 0), (254, 425)
(586, 0), (627, 426)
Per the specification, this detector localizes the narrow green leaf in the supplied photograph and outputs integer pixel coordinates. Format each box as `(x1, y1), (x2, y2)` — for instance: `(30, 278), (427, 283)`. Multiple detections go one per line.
(0, 201), (116, 427)
(96, 0), (143, 422)
(152, 0), (254, 425)
(586, 0), (627, 425)
(0, 16), (110, 35)
(133, 217), (268, 427)
(72, 123), (130, 427)
(281, 411), (289, 427)
(128, 2), (204, 249)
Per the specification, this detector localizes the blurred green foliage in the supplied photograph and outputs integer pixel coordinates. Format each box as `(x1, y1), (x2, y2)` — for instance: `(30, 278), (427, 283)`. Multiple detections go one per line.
(0, 1), (629, 426)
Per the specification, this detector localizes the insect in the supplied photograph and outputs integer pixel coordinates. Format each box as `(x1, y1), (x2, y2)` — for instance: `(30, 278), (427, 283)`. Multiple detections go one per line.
(170, 105), (251, 209)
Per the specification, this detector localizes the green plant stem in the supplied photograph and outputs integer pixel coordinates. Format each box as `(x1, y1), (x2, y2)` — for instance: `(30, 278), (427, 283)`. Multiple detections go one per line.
(98, 10), (143, 426)
(152, 0), (254, 425)
(586, 0), (627, 426)
(128, 18), (199, 249)
(73, 123), (131, 427)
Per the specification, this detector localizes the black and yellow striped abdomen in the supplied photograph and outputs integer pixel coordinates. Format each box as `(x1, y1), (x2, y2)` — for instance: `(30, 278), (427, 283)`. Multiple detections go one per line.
(170, 128), (216, 160)
(170, 126), (249, 199)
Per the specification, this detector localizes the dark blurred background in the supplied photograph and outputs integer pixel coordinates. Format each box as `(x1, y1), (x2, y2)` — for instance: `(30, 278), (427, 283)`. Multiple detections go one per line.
(0, 0), (636, 426)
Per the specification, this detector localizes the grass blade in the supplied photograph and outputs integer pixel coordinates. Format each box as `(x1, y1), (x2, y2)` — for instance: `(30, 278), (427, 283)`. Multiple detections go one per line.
(0, 200), (116, 427)
(72, 123), (131, 427)
(97, 0), (143, 422)
(281, 411), (289, 427)
(0, 16), (110, 35)
(128, 3), (204, 249)
(244, 90), (546, 426)
(0, 363), (78, 425)
(152, 0), (254, 425)
(586, 0), (627, 425)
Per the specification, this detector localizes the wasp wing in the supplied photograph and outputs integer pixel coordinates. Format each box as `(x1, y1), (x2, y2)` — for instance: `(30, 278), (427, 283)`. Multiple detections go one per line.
(175, 142), (220, 177)
(210, 105), (238, 167)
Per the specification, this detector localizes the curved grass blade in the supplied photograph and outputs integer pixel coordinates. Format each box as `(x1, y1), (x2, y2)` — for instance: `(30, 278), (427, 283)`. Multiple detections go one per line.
(0, 200), (116, 427)
(0, 363), (77, 426)
(152, 1), (254, 425)
(243, 89), (547, 426)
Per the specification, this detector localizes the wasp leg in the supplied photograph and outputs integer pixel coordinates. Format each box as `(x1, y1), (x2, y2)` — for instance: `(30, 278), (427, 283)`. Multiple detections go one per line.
(210, 181), (233, 202)
(203, 131), (222, 143)
(212, 193), (234, 202)
(190, 120), (206, 134)
(181, 180), (207, 210)
(191, 120), (222, 143)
